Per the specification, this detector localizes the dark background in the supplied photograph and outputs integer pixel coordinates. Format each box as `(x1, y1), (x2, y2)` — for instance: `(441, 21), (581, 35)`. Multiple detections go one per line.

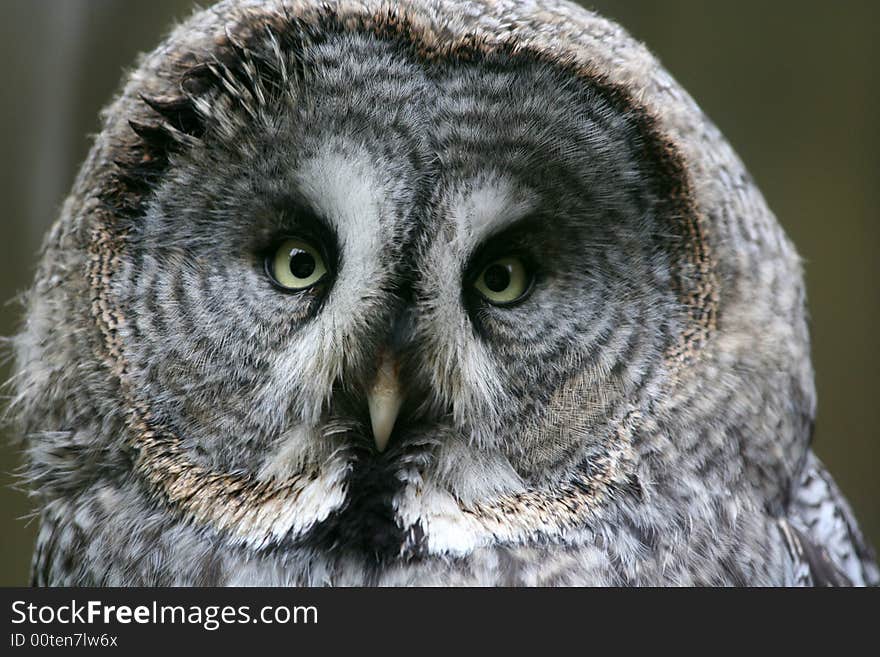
(1, 0), (877, 585)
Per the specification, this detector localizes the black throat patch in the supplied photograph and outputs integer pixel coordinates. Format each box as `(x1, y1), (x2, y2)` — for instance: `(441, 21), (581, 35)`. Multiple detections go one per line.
(298, 449), (422, 564)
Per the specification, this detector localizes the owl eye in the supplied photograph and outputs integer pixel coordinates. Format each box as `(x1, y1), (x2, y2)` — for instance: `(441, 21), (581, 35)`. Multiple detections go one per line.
(265, 238), (329, 291)
(473, 256), (532, 305)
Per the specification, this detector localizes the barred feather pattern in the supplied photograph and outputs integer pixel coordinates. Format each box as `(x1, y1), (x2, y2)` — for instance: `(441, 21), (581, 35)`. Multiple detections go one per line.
(12, 0), (877, 586)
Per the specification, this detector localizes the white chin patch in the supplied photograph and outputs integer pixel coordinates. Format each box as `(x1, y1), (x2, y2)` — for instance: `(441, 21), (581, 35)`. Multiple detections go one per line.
(257, 423), (323, 481)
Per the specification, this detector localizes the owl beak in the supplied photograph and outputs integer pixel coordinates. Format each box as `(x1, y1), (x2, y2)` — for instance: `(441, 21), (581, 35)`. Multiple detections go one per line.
(367, 351), (404, 452)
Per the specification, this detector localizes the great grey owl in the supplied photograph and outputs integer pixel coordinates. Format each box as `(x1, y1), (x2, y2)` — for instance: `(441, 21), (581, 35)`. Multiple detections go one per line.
(12, 0), (878, 586)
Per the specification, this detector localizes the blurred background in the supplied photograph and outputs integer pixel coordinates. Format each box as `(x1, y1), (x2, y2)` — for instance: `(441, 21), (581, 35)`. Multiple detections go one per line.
(1, 0), (877, 585)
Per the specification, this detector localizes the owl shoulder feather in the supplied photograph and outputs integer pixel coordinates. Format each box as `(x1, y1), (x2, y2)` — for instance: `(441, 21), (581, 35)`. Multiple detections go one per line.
(781, 452), (879, 586)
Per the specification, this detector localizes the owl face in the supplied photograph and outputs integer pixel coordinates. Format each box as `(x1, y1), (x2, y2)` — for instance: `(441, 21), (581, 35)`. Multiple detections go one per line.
(103, 21), (696, 561)
(17, 0), (832, 586)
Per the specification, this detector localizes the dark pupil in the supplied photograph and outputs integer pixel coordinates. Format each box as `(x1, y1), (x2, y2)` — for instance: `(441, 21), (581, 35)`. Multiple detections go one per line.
(289, 249), (316, 279)
(483, 263), (511, 293)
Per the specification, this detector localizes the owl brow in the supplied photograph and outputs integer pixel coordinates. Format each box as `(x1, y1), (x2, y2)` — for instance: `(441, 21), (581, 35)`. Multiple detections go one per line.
(463, 214), (551, 276)
(263, 193), (340, 260)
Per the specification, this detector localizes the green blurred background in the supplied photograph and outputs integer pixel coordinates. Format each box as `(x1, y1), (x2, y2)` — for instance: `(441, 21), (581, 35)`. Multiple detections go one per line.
(1, 1), (877, 585)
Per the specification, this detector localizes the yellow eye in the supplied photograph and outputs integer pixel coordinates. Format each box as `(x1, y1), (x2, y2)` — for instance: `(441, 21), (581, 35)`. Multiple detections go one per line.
(473, 256), (531, 305)
(266, 238), (328, 290)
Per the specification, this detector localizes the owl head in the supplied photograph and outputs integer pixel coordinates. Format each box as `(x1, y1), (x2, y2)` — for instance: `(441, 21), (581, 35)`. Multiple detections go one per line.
(14, 0), (815, 582)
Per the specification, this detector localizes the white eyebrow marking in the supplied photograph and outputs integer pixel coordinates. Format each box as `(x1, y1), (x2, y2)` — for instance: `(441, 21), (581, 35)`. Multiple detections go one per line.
(448, 173), (537, 249)
(294, 143), (385, 259)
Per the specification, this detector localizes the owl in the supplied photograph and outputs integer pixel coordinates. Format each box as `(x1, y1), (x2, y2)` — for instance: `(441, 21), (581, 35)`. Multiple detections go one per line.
(12, 0), (878, 586)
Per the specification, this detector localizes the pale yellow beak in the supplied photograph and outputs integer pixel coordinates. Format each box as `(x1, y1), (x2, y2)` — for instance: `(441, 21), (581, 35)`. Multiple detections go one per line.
(367, 351), (403, 452)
